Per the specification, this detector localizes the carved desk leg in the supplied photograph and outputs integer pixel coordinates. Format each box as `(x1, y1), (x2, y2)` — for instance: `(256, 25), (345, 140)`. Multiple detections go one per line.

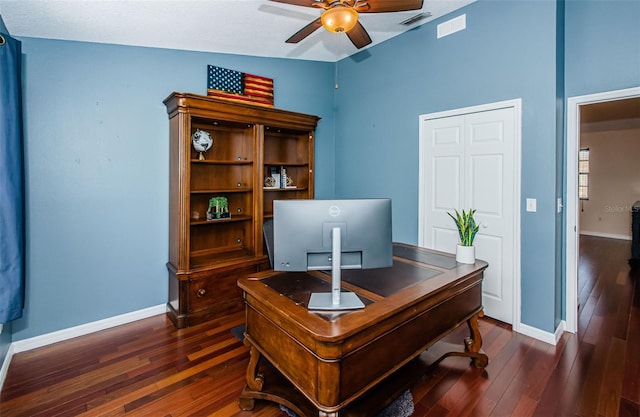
(464, 310), (489, 368)
(238, 338), (264, 411)
(430, 310), (489, 369)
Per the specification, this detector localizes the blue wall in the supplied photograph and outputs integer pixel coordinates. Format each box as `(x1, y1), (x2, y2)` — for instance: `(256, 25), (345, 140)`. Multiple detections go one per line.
(555, 1), (566, 329)
(11, 39), (334, 340)
(335, 0), (561, 331)
(561, 0), (640, 325)
(565, 0), (640, 97)
(334, 0), (638, 333)
(6, 0), (640, 343)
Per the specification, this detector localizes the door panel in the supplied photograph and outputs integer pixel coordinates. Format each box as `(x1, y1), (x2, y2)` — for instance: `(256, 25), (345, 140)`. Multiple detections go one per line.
(470, 154), (503, 215)
(420, 106), (516, 324)
(433, 156), (461, 211)
(475, 233), (504, 308)
(433, 227), (459, 254)
(424, 115), (465, 254)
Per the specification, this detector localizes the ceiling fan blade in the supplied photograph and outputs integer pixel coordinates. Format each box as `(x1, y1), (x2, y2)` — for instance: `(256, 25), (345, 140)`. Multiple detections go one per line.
(286, 18), (323, 43)
(269, 0), (326, 8)
(346, 21), (372, 49)
(357, 0), (423, 13)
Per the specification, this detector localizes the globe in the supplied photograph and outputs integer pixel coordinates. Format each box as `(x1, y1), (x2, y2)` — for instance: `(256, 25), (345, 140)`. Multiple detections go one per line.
(191, 129), (213, 160)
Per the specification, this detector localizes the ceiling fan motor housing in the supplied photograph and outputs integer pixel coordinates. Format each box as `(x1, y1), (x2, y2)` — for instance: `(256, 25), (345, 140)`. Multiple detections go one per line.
(321, 5), (359, 33)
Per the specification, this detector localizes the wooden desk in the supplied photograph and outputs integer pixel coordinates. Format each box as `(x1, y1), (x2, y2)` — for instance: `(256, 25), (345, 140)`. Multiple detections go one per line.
(237, 243), (489, 417)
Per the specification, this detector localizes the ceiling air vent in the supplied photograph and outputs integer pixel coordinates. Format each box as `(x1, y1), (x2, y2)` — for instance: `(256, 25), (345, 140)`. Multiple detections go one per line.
(399, 12), (432, 26)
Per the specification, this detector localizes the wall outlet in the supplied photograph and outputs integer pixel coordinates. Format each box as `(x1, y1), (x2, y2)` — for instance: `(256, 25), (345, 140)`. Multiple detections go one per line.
(526, 198), (537, 212)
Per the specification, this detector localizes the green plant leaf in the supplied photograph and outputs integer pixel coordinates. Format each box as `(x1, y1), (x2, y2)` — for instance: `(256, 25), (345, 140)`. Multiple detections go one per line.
(447, 208), (479, 246)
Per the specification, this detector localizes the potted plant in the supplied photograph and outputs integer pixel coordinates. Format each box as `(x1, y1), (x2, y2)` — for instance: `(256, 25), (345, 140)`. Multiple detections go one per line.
(448, 208), (479, 264)
(207, 196), (230, 220)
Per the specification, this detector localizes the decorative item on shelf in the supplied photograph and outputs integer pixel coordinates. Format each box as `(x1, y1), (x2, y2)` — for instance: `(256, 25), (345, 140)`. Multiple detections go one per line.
(448, 208), (479, 264)
(207, 65), (274, 107)
(265, 166), (283, 188)
(284, 175), (295, 188)
(207, 196), (230, 220)
(191, 129), (213, 160)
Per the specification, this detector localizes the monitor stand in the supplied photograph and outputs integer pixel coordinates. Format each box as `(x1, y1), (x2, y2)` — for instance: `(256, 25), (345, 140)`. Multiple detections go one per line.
(307, 227), (365, 311)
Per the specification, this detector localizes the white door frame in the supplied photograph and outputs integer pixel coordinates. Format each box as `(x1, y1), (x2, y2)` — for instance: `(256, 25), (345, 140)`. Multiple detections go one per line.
(565, 86), (640, 333)
(418, 98), (522, 332)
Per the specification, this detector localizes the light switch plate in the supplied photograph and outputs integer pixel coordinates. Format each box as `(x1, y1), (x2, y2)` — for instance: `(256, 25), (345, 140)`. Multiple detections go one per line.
(526, 198), (537, 212)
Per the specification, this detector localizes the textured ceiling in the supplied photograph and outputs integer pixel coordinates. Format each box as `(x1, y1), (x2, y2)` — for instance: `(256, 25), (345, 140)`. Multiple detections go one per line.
(0, 0), (474, 62)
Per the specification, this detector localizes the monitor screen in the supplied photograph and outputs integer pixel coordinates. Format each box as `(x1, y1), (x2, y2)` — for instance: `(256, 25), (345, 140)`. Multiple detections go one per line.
(272, 198), (393, 272)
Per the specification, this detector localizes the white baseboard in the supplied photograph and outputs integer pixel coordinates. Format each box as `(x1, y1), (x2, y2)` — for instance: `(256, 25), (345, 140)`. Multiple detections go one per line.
(555, 320), (567, 341)
(580, 230), (631, 241)
(11, 304), (166, 354)
(0, 343), (16, 393)
(516, 320), (566, 346)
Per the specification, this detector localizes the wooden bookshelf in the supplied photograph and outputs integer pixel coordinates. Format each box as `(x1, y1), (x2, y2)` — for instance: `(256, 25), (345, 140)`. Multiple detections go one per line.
(164, 92), (319, 327)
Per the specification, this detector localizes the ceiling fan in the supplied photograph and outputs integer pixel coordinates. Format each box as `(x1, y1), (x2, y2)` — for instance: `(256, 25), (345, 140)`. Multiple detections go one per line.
(270, 0), (424, 49)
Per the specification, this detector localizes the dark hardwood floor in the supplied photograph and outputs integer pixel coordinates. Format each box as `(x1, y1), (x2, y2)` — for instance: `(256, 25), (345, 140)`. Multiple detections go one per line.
(1, 235), (638, 417)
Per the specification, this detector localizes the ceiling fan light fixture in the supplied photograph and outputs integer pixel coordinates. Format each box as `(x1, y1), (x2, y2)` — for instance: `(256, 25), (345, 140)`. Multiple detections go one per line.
(321, 6), (359, 33)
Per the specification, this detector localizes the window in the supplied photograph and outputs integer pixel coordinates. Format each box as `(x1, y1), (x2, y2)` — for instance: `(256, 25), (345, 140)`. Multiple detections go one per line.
(578, 148), (590, 200)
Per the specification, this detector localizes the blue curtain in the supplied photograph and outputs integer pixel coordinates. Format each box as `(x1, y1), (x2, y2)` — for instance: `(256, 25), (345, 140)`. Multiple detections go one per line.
(0, 32), (25, 323)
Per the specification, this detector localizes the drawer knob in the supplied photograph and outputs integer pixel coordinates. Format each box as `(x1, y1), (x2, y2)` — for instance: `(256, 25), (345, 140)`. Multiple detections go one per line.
(197, 288), (207, 297)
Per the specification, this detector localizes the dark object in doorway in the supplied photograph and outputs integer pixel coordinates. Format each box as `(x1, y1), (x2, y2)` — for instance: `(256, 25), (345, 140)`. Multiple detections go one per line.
(630, 201), (640, 270)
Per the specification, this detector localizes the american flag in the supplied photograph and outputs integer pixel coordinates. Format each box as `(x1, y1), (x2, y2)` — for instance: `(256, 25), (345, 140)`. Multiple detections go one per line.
(207, 65), (274, 107)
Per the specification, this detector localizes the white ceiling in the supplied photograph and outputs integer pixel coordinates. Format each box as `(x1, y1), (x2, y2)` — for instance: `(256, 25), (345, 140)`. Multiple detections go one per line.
(0, 0), (474, 62)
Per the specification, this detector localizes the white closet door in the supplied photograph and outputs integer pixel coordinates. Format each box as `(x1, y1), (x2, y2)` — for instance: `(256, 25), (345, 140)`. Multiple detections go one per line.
(419, 105), (517, 324)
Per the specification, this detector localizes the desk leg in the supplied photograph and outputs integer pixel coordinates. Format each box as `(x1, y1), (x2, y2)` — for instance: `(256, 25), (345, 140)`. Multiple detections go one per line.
(464, 310), (489, 368)
(238, 338), (264, 411)
(239, 338), (339, 416)
(429, 310), (489, 369)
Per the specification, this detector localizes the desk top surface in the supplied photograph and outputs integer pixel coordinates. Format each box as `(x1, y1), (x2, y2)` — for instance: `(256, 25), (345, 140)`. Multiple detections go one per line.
(238, 243), (488, 340)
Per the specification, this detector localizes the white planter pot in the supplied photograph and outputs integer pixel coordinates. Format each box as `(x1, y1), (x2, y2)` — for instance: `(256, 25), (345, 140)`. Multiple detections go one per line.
(456, 245), (475, 264)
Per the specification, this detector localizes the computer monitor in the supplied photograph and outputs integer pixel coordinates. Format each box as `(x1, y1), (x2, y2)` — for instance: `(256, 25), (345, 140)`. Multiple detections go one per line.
(273, 198), (392, 310)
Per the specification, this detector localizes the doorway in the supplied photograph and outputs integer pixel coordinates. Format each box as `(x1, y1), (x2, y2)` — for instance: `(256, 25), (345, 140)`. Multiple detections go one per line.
(565, 87), (640, 333)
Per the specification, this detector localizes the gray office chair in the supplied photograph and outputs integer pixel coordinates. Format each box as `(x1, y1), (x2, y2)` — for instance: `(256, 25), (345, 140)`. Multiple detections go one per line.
(263, 219), (274, 268)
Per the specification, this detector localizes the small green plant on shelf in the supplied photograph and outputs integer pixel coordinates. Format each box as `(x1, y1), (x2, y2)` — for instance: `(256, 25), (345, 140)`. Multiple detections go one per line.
(207, 196), (230, 220)
(448, 208), (479, 247)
